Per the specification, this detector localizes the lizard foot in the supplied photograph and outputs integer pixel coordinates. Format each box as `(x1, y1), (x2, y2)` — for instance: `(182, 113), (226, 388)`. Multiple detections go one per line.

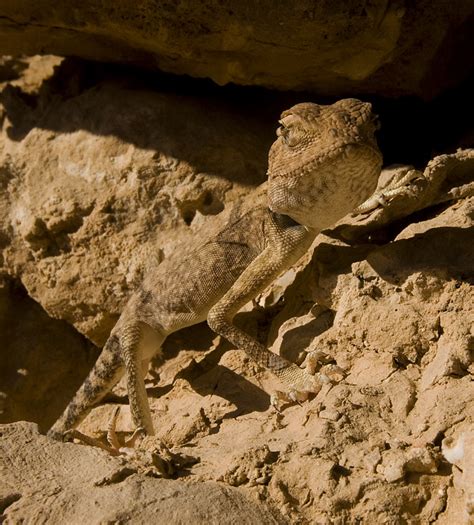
(63, 407), (176, 477)
(270, 354), (347, 412)
(63, 406), (144, 456)
(352, 167), (423, 216)
(270, 389), (309, 412)
(270, 366), (336, 412)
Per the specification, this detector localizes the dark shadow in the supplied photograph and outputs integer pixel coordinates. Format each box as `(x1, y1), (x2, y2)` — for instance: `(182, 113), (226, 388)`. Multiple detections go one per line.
(0, 59), (281, 188)
(159, 320), (218, 362)
(312, 241), (376, 280)
(313, 226), (474, 298)
(329, 199), (459, 245)
(279, 308), (335, 363)
(1, 57), (473, 182)
(369, 67), (474, 168)
(0, 57), (29, 82)
(186, 362), (271, 419)
(0, 279), (99, 432)
(153, 322), (271, 417)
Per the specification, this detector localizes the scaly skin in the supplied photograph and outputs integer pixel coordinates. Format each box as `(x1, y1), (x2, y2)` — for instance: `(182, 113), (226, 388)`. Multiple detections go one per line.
(48, 98), (382, 443)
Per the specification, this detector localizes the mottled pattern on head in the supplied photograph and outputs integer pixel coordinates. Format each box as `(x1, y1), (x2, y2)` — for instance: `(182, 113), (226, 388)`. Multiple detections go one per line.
(267, 98), (383, 230)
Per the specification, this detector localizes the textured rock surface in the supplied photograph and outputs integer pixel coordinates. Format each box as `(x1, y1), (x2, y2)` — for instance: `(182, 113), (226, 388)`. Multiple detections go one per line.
(0, 57), (272, 345)
(442, 430), (474, 523)
(0, 421), (283, 524)
(0, 1), (473, 97)
(0, 57), (473, 523)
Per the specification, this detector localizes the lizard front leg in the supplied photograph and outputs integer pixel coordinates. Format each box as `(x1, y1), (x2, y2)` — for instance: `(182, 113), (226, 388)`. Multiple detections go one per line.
(352, 166), (423, 215)
(207, 212), (323, 404)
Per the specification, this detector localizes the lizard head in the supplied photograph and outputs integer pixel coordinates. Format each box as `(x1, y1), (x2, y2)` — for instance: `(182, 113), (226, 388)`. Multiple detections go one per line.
(267, 98), (382, 231)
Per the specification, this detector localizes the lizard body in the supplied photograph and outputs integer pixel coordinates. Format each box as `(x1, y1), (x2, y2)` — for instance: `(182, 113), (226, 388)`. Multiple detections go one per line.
(48, 98), (382, 441)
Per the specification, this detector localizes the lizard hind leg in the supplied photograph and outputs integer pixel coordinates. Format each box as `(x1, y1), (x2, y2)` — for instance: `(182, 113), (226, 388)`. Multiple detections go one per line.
(120, 322), (162, 437)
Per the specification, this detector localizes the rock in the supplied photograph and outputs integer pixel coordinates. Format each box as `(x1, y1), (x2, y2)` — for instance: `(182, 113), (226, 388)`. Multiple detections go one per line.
(0, 421), (284, 524)
(384, 373), (417, 419)
(363, 448), (382, 473)
(403, 447), (439, 474)
(420, 312), (473, 389)
(380, 453), (405, 483)
(219, 445), (279, 487)
(379, 446), (438, 483)
(0, 2), (472, 97)
(442, 430), (474, 524)
(318, 409), (341, 421)
(1, 57), (474, 524)
(0, 58), (272, 345)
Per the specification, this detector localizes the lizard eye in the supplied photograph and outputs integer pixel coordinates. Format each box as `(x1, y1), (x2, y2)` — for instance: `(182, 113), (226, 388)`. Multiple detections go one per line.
(277, 123), (304, 147)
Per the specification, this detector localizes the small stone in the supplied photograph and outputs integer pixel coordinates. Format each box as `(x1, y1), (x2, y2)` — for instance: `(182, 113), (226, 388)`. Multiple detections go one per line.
(320, 364), (346, 382)
(404, 447), (438, 474)
(255, 474), (270, 485)
(382, 462), (405, 483)
(319, 409), (341, 421)
(363, 449), (382, 473)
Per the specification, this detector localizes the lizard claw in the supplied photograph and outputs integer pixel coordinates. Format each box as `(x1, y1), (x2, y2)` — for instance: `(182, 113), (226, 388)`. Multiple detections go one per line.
(69, 406), (147, 455)
(62, 407), (176, 477)
(270, 391), (289, 412)
(106, 406), (145, 449)
(62, 428), (123, 456)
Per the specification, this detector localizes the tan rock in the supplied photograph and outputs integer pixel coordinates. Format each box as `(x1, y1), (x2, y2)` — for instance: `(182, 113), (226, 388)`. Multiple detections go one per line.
(0, 421), (284, 524)
(0, 58), (271, 344)
(443, 430), (474, 524)
(0, 2), (472, 97)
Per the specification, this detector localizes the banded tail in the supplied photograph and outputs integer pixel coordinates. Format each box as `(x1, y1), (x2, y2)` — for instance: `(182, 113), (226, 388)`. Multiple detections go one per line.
(47, 334), (125, 440)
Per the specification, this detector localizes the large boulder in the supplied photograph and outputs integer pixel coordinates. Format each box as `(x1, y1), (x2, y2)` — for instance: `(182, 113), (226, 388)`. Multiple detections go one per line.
(0, 58), (272, 345)
(0, 1), (472, 97)
(0, 421), (284, 524)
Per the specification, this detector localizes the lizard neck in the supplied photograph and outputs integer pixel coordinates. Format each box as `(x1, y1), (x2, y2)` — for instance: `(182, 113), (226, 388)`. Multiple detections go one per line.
(267, 143), (382, 231)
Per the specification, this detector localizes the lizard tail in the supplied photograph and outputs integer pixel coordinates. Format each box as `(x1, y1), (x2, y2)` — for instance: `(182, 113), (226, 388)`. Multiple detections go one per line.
(47, 334), (125, 440)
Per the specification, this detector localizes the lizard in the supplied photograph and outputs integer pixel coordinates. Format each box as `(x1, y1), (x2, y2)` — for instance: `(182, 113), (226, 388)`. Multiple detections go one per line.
(47, 98), (383, 451)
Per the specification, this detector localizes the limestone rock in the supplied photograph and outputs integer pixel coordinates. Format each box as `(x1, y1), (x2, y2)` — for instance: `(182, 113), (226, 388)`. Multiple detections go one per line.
(0, 421), (284, 524)
(1, 56), (474, 524)
(0, 1), (472, 97)
(442, 430), (474, 524)
(0, 58), (272, 345)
